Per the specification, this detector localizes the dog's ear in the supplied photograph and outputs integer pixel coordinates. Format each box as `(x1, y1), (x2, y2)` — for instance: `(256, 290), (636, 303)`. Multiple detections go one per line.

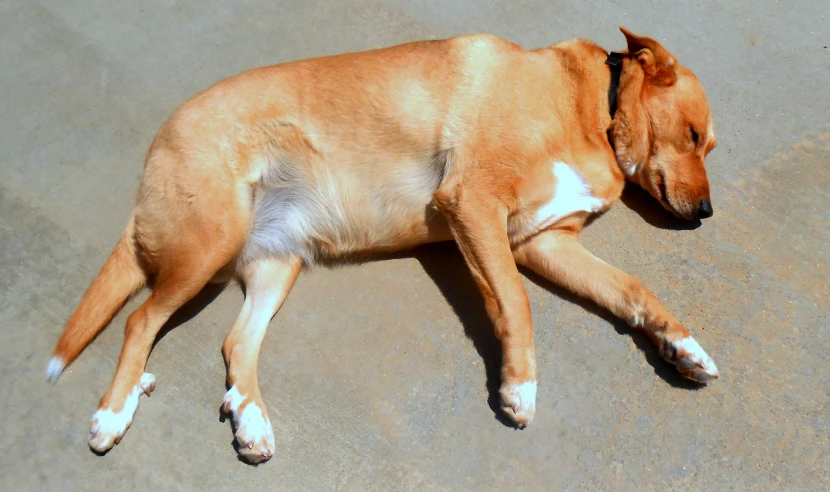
(620, 27), (677, 86)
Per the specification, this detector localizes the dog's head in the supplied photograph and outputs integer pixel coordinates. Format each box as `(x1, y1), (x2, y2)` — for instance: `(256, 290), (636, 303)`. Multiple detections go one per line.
(611, 28), (717, 220)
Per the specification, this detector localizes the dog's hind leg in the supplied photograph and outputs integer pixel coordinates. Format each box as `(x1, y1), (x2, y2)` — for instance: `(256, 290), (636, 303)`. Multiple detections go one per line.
(221, 256), (302, 464)
(513, 230), (719, 383)
(88, 239), (243, 453)
(87, 158), (250, 453)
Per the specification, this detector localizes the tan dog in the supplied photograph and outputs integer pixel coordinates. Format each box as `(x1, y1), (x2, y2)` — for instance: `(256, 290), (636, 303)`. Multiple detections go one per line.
(47, 28), (719, 463)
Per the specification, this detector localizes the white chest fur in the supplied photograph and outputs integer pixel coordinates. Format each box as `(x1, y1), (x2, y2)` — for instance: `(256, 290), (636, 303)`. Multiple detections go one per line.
(520, 162), (604, 235)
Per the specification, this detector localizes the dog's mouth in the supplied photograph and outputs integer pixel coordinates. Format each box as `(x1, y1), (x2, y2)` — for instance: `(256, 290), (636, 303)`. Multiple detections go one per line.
(655, 170), (668, 204)
(653, 170), (686, 219)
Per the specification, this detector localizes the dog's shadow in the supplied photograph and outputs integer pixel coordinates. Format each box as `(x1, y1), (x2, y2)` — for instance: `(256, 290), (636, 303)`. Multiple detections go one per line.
(620, 183), (702, 230)
(414, 241), (702, 426)
(517, 268), (704, 389)
(151, 219), (702, 434)
(413, 245), (516, 427)
(152, 282), (227, 349)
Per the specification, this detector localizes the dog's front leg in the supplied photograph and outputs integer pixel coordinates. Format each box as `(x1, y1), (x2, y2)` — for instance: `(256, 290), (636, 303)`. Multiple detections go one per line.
(434, 185), (537, 428)
(513, 230), (718, 382)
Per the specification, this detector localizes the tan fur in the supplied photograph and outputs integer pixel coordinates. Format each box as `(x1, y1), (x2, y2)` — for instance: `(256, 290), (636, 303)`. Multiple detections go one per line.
(49, 28), (719, 462)
(49, 216), (147, 371)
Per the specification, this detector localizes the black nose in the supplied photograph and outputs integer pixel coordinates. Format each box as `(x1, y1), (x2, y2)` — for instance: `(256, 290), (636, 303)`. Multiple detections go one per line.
(696, 200), (713, 219)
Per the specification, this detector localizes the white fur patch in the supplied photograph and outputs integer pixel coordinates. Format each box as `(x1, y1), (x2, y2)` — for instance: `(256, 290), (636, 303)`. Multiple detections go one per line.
(45, 356), (65, 383)
(627, 305), (648, 328)
(90, 373), (155, 441)
(508, 381), (537, 411)
(223, 385), (246, 413)
(223, 385), (273, 447)
(520, 162), (604, 236)
(238, 401), (269, 435)
(674, 337), (719, 376)
(500, 380), (537, 427)
(618, 157), (639, 177)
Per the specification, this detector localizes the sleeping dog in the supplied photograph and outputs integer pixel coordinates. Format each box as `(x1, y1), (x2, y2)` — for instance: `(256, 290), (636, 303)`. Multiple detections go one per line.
(48, 28), (718, 463)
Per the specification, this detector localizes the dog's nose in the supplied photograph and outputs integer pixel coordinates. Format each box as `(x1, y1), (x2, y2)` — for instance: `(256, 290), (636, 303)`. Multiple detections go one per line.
(696, 200), (713, 219)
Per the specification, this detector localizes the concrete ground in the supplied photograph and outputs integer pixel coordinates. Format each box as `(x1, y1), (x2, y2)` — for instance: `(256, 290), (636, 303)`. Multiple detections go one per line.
(1, 0), (828, 489)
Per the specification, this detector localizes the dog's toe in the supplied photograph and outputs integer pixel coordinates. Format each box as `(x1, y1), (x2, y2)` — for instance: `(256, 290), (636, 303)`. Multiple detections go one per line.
(664, 336), (719, 383)
(138, 373), (156, 396)
(224, 386), (276, 464)
(499, 381), (537, 428)
(88, 409), (132, 453)
(88, 373), (155, 453)
(235, 424), (275, 464)
(232, 406), (275, 464)
(89, 422), (119, 453)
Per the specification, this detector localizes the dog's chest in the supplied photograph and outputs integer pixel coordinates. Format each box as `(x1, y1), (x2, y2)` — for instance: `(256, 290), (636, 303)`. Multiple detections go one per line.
(511, 162), (605, 239)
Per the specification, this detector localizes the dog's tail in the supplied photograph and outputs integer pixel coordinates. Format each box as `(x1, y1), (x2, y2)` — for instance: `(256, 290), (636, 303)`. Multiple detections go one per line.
(46, 215), (148, 383)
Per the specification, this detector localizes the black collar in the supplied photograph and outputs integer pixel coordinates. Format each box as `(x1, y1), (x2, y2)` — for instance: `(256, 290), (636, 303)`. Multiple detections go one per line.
(605, 52), (624, 118)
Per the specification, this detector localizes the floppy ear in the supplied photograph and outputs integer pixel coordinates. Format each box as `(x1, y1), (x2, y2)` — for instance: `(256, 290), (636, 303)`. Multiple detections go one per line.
(620, 27), (677, 85)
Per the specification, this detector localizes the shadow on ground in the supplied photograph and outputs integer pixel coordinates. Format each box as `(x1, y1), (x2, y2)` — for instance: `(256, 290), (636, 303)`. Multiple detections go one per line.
(620, 183), (703, 230)
(413, 241), (703, 427)
(143, 233), (703, 441)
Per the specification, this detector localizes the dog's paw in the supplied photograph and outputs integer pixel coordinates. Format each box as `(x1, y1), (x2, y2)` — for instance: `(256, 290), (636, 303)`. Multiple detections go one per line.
(89, 373), (155, 453)
(223, 386), (275, 464)
(663, 336), (719, 383)
(499, 381), (537, 428)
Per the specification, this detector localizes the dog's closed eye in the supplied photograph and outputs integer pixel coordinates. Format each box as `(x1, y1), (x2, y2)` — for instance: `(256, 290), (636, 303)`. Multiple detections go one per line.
(690, 126), (699, 146)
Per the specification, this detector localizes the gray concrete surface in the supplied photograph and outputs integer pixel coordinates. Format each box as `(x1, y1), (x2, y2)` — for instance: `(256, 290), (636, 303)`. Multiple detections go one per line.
(1, 0), (828, 489)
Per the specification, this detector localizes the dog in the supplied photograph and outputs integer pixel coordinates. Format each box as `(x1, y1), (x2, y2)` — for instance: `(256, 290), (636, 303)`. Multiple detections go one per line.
(47, 27), (719, 463)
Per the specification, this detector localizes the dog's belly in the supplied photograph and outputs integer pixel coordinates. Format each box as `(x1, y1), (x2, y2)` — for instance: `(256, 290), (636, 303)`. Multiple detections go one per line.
(242, 154), (451, 263)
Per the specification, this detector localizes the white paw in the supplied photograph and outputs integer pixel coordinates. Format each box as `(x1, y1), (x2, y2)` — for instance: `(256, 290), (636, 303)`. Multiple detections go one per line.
(223, 386), (275, 463)
(89, 373), (155, 452)
(499, 381), (537, 428)
(665, 337), (719, 382)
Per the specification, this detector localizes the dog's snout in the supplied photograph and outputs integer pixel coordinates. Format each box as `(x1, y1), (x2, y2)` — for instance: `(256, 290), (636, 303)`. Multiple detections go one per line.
(696, 199), (713, 219)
